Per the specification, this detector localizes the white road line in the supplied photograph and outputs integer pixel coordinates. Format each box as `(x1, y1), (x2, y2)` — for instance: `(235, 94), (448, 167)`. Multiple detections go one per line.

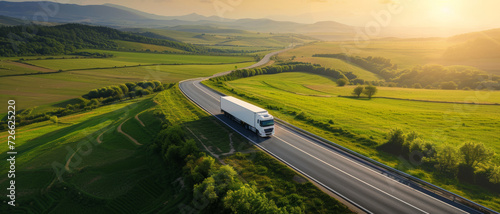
(274, 135), (429, 214)
(192, 81), (219, 101)
(276, 126), (469, 214)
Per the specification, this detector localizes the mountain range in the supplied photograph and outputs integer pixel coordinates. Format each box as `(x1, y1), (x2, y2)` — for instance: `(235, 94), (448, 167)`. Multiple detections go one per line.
(0, 1), (354, 34)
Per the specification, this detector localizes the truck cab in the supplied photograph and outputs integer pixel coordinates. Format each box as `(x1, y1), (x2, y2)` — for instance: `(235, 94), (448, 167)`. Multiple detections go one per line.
(256, 113), (275, 137)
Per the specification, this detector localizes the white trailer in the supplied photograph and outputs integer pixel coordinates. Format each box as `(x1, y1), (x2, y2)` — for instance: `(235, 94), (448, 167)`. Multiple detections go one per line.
(220, 96), (275, 137)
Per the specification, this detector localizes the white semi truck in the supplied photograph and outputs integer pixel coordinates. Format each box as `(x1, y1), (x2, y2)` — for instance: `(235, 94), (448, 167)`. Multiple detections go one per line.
(220, 96), (275, 137)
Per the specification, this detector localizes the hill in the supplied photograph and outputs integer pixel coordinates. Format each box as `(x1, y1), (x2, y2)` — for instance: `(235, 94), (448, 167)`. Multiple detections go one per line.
(0, 15), (26, 26)
(443, 28), (500, 60)
(0, 23), (232, 56)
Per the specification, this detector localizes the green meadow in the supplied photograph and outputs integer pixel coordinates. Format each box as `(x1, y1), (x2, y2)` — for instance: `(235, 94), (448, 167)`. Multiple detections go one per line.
(0, 97), (186, 213)
(205, 72), (500, 155)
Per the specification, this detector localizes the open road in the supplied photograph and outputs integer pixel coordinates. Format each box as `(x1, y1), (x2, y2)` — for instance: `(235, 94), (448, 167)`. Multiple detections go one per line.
(179, 50), (487, 214)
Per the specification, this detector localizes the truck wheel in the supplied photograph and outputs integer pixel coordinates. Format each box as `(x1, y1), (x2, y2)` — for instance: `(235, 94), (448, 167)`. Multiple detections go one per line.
(256, 130), (261, 137)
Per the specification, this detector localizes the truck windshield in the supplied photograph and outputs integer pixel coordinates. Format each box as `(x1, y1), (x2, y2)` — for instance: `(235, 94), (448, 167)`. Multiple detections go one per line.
(260, 119), (274, 127)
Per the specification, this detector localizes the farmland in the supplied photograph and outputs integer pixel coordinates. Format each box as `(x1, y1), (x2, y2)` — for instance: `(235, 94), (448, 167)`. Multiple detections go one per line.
(0, 62), (253, 114)
(21, 50), (255, 71)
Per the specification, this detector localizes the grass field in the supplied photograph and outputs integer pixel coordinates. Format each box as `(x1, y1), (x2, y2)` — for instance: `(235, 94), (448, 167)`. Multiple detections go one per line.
(204, 71), (500, 210)
(205, 72), (500, 156)
(0, 62), (253, 114)
(0, 60), (55, 76)
(0, 96), (188, 213)
(280, 39), (500, 74)
(24, 50), (254, 71)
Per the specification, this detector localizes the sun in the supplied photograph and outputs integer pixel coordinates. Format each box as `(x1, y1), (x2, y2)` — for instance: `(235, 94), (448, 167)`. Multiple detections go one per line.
(429, 1), (460, 25)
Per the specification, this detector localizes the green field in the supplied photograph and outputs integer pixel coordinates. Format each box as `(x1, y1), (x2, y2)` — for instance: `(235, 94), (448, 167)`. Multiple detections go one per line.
(24, 50), (254, 71)
(205, 72), (500, 155)
(0, 96), (188, 213)
(0, 62), (253, 114)
(280, 39), (500, 74)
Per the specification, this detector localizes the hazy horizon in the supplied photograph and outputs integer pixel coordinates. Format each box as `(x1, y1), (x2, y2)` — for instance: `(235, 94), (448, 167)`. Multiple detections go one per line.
(3, 0), (500, 32)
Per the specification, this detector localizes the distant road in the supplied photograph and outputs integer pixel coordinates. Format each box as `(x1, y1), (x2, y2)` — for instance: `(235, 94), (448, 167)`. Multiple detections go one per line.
(179, 49), (484, 214)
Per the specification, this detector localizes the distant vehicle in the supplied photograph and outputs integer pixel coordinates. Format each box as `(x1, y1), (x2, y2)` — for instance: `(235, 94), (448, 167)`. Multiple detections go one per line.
(220, 96), (275, 137)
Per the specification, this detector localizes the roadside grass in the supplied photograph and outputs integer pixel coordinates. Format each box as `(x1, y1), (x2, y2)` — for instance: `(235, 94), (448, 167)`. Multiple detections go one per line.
(0, 62), (253, 114)
(25, 49), (254, 71)
(203, 72), (500, 210)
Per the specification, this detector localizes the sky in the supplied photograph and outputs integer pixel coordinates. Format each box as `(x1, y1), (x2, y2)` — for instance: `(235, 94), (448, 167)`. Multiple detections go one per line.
(7, 0), (500, 30)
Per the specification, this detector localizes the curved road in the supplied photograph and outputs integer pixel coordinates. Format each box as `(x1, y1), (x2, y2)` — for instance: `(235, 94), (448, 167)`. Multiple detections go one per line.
(179, 50), (482, 214)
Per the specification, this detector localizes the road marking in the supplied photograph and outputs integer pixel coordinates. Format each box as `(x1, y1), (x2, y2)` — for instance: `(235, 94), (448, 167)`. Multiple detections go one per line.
(192, 81), (219, 101)
(274, 135), (429, 214)
(276, 126), (469, 214)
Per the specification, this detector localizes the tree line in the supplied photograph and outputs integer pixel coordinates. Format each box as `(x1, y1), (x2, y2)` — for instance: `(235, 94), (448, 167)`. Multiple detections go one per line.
(0, 24), (241, 57)
(380, 128), (500, 192)
(210, 62), (353, 83)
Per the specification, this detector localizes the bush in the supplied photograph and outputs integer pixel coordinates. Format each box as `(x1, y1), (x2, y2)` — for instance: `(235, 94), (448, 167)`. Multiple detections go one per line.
(440, 81), (458, 90)
(336, 78), (348, 86)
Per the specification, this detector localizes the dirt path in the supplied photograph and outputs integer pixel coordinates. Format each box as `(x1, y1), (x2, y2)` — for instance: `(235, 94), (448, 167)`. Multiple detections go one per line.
(220, 133), (236, 156)
(7, 61), (56, 73)
(118, 118), (142, 146)
(65, 147), (81, 172)
(135, 111), (146, 127)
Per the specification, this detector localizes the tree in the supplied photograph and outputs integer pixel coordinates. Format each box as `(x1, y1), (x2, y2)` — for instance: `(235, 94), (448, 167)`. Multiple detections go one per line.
(459, 142), (494, 168)
(435, 145), (460, 174)
(223, 184), (286, 214)
(336, 78), (348, 86)
(489, 166), (500, 184)
(363, 85), (377, 99)
(352, 86), (364, 98)
(412, 83), (422, 89)
(440, 81), (458, 90)
(50, 116), (58, 125)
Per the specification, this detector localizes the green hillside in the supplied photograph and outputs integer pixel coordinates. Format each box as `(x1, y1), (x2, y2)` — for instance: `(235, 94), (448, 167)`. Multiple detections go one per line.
(0, 23), (237, 57)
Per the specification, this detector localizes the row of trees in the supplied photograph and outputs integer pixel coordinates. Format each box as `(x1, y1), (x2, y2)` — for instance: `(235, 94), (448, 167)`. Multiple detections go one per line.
(381, 129), (500, 190)
(150, 123), (305, 213)
(0, 24), (240, 57)
(210, 62), (353, 83)
(83, 80), (173, 103)
(352, 85), (378, 99)
(392, 64), (500, 90)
